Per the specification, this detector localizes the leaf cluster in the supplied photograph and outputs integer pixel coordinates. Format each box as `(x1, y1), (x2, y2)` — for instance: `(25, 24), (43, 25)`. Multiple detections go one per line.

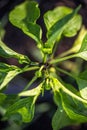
(0, 1), (87, 130)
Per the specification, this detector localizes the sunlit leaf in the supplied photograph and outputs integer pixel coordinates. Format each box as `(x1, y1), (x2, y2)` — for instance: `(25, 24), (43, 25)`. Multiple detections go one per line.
(60, 26), (87, 57)
(0, 64), (22, 90)
(76, 33), (87, 61)
(0, 40), (30, 64)
(9, 1), (42, 46)
(63, 15), (82, 37)
(44, 6), (72, 31)
(43, 6), (81, 54)
(53, 77), (87, 105)
(76, 78), (87, 100)
(76, 70), (87, 100)
(71, 26), (87, 53)
(44, 6), (82, 37)
(19, 83), (42, 97)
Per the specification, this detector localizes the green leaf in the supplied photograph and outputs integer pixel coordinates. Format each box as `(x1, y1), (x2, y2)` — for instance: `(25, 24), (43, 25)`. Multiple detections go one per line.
(44, 6), (82, 37)
(0, 94), (19, 117)
(0, 70), (20, 90)
(76, 33), (87, 61)
(5, 97), (35, 122)
(76, 70), (87, 100)
(76, 78), (87, 100)
(0, 93), (6, 105)
(0, 63), (13, 72)
(60, 26), (87, 57)
(0, 64), (22, 90)
(53, 77), (87, 105)
(52, 108), (77, 130)
(44, 6), (72, 31)
(63, 15), (82, 37)
(0, 40), (30, 64)
(19, 83), (42, 97)
(9, 1), (42, 46)
(71, 26), (87, 53)
(3, 94), (19, 108)
(43, 6), (81, 53)
(60, 90), (87, 123)
(52, 91), (78, 130)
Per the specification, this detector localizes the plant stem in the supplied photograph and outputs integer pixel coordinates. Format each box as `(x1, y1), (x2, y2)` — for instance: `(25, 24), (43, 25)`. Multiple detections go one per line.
(22, 66), (39, 73)
(58, 49), (73, 58)
(23, 76), (37, 91)
(43, 54), (47, 63)
(49, 54), (76, 64)
(56, 67), (75, 79)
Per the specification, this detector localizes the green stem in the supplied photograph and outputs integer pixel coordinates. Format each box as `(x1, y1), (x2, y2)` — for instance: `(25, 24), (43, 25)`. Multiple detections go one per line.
(58, 49), (73, 58)
(50, 54), (76, 64)
(51, 42), (58, 59)
(22, 66), (39, 73)
(23, 76), (37, 91)
(56, 67), (75, 79)
(43, 54), (47, 63)
(21, 66), (39, 91)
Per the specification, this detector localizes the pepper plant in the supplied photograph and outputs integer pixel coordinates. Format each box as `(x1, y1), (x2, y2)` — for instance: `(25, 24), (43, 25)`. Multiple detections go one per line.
(0, 1), (87, 130)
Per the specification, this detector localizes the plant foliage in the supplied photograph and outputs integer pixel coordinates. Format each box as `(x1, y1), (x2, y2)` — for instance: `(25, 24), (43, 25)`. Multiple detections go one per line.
(0, 1), (87, 130)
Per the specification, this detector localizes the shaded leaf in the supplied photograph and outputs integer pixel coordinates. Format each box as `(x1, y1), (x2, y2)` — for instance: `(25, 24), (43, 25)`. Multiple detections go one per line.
(60, 90), (87, 122)
(9, 1), (42, 45)
(52, 108), (77, 130)
(0, 93), (6, 105)
(0, 40), (30, 64)
(52, 90), (78, 130)
(0, 94), (19, 117)
(3, 94), (19, 108)
(5, 97), (35, 122)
